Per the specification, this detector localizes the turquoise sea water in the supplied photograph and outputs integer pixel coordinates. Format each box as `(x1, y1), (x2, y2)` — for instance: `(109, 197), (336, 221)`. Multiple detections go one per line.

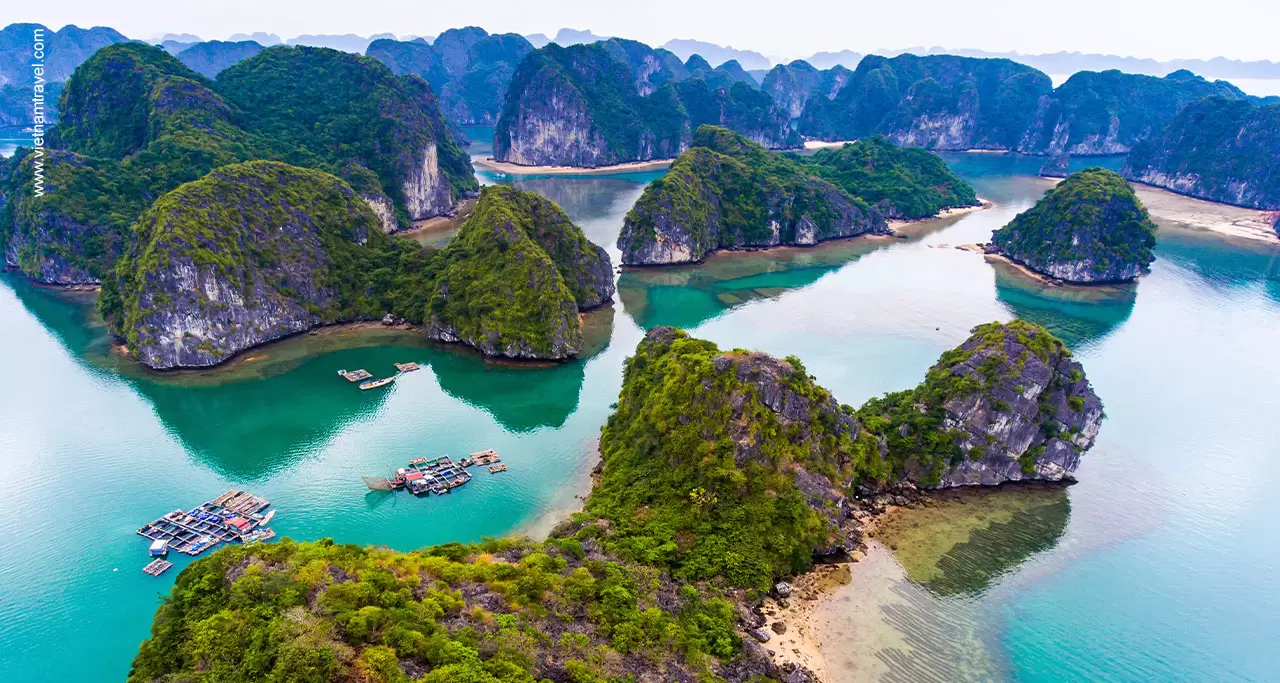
(2, 142), (1279, 681)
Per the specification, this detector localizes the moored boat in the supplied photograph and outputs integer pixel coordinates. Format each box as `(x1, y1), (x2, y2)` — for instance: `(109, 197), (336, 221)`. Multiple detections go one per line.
(359, 376), (395, 390)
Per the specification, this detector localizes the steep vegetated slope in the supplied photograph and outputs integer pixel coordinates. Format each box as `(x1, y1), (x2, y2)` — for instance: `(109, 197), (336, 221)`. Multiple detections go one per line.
(1016, 69), (1246, 155)
(617, 126), (887, 264)
(798, 54), (1053, 151)
(494, 41), (797, 167)
(107, 180), (612, 368)
(583, 321), (1102, 591)
(1, 42), (476, 286)
(367, 28), (534, 126)
(988, 168), (1157, 283)
(618, 127), (978, 265)
(129, 321), (1103, 682)
(1123, 97), (1280, 209)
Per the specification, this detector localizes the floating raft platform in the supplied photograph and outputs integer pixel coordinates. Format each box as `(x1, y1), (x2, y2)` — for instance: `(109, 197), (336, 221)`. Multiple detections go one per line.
(142, 559), (173, 577)
(471, 449), (501, 466)
(488, 464), (509, 473)
(137, 490), (273, 557)
(338, 369), (372, 382)
(394, 362), (421, 373)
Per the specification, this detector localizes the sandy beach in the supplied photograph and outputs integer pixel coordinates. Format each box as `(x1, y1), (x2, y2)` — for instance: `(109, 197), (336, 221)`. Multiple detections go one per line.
(802, 140), (857, 150)
(1133, 184), (1278, 244)
(473, 157), (674, 176)
(887, 198), (992, 233)
(1036, 176), (1279, 245)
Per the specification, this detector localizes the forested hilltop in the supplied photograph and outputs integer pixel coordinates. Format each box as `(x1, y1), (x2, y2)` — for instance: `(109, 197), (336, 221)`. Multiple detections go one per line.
(1, 42), (473, 286)
(988, 168), (1157, 283)
(128, 321), (1104, 682)
(494, 40), (796, 167)
(106, 179), (613, 369)
(367, 28), (534, 126)
(617, 126), (976, 265)
(1123, 98), (1280, 210)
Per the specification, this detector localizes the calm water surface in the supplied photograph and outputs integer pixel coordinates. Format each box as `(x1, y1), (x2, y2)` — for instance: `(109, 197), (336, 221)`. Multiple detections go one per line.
(1, 140), (1278, 681)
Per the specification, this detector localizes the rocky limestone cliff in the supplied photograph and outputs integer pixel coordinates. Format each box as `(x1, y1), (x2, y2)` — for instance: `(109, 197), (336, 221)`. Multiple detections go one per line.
(1, 150), (138, 285)
(861, 320), (1104, 487)
(116, 162), (383, 369)
(761, 60), (852, 119)
(215, 46), (476, 223)
(585, 321), (1103, 590)
(1016, 69), (1246, 156)
(989, 167), (1157, 283)
(798, 54), (1052, 151)
(367, 30), (533, 126)
(1122, 97), (1280, 210)
(619, 127), (887, 265)
(422, 185), (613, 360)
(495, 42), (796, 167)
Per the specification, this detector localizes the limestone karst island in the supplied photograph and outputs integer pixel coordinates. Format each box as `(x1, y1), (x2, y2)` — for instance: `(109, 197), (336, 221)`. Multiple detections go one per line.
(1, 6), (1278, 683)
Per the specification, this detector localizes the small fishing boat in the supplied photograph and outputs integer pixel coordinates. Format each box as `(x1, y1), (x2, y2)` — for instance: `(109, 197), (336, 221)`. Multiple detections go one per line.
(359, 376), (395, 390)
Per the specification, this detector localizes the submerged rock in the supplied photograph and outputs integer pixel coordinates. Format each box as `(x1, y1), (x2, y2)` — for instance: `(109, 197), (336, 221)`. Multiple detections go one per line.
(989, 167), (1157, 283)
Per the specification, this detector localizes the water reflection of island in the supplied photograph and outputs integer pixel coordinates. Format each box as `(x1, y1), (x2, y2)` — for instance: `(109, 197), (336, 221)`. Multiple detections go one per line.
(991, 264), (1138, 349)
(5, 276), (604, 479)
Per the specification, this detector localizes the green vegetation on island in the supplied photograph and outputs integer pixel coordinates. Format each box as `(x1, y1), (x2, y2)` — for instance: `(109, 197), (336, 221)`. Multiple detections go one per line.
(1123, 97), (1280, 210)
(1016, 69), (1246, 155)
(618, 126), (977, 264)
(989, 168), (1157, 283)
(802, 136), (979, 218)
(421, 186), (614, 360)
(2, 41), (476, 286)
(367, 28), (534, 126)
(495, 41), (795, 167)
(128, 321), (1104, 681)
(797, 54), (1053, 150)
(127, 536), (751, 683)
(105, 174), (613, 368)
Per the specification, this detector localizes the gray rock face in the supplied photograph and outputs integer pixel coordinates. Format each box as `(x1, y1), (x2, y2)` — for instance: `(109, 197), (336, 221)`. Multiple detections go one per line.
(122, 162), (381, 370)
(929, 325), (1104, 487)
(620, 173), (888, 265)
(132, 249), (332, 369)
(4, 213), (102, 285)
(401, 142), (454, 219)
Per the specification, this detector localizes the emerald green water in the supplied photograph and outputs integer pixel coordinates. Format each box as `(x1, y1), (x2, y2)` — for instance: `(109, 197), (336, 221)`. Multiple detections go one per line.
(3, 145), (1279, 681)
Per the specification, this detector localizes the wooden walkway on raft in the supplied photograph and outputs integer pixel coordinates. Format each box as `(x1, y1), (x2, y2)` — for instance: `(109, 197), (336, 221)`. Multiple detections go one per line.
(136, 490), (272, 557)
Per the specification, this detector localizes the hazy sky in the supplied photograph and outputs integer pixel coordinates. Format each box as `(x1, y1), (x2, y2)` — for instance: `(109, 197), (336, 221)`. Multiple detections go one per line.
(13, 0), (1280, 62)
